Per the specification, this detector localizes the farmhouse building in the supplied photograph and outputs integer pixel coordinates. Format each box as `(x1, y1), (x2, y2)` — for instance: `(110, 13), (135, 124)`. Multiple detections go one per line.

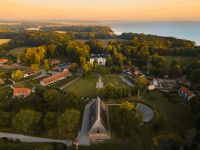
(40, 69), (71, 86)
(88, 97), (110, 140)
(90, 54), (108, 66)
(178, 86), (195, 101)
(13, 88), (31, 98)
(52, 63), (71, 72)
(0, 59), (8, 65)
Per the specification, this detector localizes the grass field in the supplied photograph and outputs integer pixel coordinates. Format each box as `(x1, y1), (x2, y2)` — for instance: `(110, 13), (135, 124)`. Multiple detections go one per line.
(103, 75), (127, 87)
(64, 75), (98, 98)
(0, 39), (11, 45)
(8, 47), (32, 56)
(64, 74), (128, 98)
(104, 90), (194, 150)
(162, 56), (194, 68)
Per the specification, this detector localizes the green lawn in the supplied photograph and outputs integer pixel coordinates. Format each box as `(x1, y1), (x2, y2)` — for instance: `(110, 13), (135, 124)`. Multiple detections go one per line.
(102, 90), (194, 150)
(8, 47), (32, 57)
(64, 75), (98, 98)
(103, 75), (127, 87)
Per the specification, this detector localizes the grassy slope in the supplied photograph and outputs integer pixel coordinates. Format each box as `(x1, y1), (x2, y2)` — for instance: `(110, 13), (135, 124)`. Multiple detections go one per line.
(103, 75), (127, 87)
(162, 56), (194, 68)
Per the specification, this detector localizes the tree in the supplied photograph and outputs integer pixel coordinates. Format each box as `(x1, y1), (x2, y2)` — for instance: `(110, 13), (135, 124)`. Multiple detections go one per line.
(43, 112), (57, 131)
(43, 89), (60, 109)
(57, 109), (80, 135)
(135, 76), (148, 97)
(121, 101), (135, 111)
(43, 59), (50, 73)
(0, 111), (11, 128)
(47, 44), (57, 58)
(12, 109), (41, 134)
(30, 64), (40, 73)
(112, 102), (142, 135)
(12, 70), (24, 81)
(80, 57), (93, 77)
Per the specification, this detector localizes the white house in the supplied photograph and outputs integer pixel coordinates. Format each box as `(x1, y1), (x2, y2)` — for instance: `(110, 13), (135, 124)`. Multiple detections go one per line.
(90, 54), (108, 66)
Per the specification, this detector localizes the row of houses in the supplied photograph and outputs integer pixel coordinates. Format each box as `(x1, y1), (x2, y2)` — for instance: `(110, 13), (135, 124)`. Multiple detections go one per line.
(40, 69), (71, 87)
(12, 69), (71, 98)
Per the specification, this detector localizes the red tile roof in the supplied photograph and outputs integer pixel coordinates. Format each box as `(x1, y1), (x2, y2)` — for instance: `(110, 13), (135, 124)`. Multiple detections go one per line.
(13, 88), (31, 97)
(40, 70), (71, 86)
(180, 86), (193, 97)
(0, 59), (8, 64)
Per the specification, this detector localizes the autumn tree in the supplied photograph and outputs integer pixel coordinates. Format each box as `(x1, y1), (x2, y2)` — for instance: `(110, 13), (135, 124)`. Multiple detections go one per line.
(135, 76), (148, 97)
(43, 59), (50, 73)
(80, 57), (93, 77)
(12, 70), (24, 81)
(30, 64), (40, 73)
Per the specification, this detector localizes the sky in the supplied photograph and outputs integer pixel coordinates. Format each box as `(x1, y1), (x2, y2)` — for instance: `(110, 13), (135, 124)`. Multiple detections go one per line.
(0, 0), (200, 21)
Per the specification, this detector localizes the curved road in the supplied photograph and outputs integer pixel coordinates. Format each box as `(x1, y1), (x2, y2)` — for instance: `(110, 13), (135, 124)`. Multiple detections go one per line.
(0, 132), (72, 146)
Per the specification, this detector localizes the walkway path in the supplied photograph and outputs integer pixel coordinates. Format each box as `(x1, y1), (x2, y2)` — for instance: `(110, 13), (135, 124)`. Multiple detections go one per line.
(119, 75), (134, 87)
(60, 77), (80, 90)
(0, 132), (72, 146)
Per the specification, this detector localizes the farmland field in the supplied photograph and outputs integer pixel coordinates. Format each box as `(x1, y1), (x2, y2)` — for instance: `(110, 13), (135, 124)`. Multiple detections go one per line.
(0, 39), (11, 45)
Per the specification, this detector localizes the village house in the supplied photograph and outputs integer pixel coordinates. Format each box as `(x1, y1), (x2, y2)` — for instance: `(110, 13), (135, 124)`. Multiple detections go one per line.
(88, 97), (110, 140)
(50, 59), (61, 66)
(0, 78), (4, 85)
(177, 77), (191, 87)
(52, 63), (71, 72)
(90, 53), (108, 66)
(0, 59), (8, 65)
(178, 86), (195, 101)
(13, 88), (31, 98)
(40, 69), (71, 87)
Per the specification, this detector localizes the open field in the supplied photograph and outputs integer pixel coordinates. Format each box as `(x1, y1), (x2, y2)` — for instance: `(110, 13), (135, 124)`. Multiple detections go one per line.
(104, 90), (193, 150)
(0, 39), (11, 45)
(103, 75), (127, 87)
(8, 47), (32, 56)
(64, 75), (98, 98)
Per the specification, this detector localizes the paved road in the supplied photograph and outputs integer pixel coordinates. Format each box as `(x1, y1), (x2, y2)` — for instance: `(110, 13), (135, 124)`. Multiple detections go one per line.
(60, 77), (80, 90)
(119, 75), (134, 87)
(0, 132), (72, 146)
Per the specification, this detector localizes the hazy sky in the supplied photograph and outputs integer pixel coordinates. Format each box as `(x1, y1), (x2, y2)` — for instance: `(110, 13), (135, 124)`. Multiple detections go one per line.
(1, 0), (200, 21)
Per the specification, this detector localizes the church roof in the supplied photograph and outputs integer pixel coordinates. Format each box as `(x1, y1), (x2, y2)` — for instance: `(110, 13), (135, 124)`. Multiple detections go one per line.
(88, 97), (109, 132)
